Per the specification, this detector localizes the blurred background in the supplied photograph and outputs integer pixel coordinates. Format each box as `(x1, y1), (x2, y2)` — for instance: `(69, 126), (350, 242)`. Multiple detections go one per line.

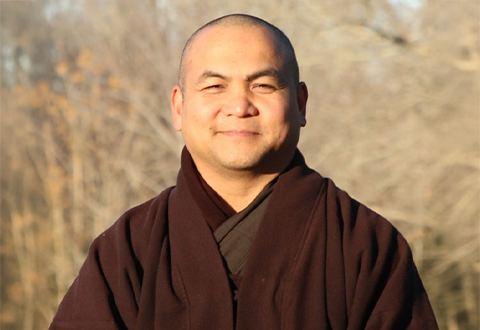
(1, 0), (478, 329)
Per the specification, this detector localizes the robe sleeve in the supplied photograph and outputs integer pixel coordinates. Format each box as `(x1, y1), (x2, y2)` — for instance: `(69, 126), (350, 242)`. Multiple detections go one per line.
(49, 202), (152, 330)
(338, 195), (438, 329)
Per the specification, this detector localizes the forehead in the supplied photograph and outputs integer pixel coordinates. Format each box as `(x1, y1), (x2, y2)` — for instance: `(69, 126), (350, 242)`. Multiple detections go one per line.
(184, 25), (286, 76)
(193, 24), (279, 48)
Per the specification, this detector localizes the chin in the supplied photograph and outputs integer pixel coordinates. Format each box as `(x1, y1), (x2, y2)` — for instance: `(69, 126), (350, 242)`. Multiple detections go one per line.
(215, 152), (264, 171)
(220, 158), (262, 172)
(216, 149), (287, 174)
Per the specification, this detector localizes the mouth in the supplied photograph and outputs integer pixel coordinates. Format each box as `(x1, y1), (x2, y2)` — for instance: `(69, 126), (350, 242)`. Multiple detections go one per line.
(216, 130), (260, 137)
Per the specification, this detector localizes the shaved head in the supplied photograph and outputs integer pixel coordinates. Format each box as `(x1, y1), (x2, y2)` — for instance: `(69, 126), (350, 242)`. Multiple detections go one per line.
(170, 12), (309, 194)
(178, 14), (299, 90)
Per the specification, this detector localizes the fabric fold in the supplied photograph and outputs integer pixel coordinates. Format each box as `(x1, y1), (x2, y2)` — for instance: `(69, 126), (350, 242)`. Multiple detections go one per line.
(50, 148), (438, 330)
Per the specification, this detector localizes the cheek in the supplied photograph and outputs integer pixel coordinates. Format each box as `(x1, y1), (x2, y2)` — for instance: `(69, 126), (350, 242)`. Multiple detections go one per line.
(264, 110), (293, 140)
(273, 103), (296, 125)
(181, 103), (218, 139)
(186, 97), (221, 119)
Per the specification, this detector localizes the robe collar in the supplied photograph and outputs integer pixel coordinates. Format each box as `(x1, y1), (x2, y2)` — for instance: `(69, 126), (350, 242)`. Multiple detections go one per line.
(168, 147), (326, 329)
(180, 147), (236, 230)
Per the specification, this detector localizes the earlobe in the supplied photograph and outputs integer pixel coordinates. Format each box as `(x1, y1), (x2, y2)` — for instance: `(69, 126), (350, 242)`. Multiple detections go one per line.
(171, 85), (184, 131)
(297, 82), (308, 127)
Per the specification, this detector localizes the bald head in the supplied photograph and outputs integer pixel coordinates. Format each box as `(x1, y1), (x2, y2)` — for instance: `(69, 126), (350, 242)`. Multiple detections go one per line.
(178, 14), (299, 90)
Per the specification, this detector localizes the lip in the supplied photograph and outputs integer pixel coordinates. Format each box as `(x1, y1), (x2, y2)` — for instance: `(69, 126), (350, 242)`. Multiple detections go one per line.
(216, 130), (260, 137)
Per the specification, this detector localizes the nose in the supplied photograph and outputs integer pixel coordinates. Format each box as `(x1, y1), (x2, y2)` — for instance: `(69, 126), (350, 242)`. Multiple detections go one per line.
(222, 90), (258, 117)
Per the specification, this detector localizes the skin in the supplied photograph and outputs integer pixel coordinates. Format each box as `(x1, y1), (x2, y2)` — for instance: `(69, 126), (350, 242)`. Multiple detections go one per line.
(171, 24), (308, 211)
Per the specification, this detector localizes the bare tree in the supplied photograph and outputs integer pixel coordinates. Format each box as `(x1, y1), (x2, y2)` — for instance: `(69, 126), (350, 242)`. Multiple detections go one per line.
(1, 0), (478, 329)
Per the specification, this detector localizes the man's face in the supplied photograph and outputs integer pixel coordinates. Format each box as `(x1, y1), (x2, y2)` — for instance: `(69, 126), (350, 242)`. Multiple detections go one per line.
(171, 25), (307, 177)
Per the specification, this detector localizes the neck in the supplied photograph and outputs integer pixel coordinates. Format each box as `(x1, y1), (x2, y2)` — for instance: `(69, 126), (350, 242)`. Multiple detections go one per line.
(196, 165), (280, 212)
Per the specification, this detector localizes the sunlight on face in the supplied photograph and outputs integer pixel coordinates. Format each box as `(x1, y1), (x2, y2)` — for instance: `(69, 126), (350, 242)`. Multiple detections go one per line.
(171, 24), (307, 177)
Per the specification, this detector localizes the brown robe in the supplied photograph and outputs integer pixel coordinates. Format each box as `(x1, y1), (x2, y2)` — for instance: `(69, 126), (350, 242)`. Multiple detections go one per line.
(49, 149), (438, 330)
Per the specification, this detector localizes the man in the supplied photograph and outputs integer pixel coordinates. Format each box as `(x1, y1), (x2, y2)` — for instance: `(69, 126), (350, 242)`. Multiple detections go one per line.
(50, 14), (438, 329)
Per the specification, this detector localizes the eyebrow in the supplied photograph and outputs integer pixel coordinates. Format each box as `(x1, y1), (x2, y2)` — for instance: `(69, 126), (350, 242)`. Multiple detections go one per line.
(196, 68), (285, 85)
(196, 70), (228, 84)
(244, 68), (282, 82)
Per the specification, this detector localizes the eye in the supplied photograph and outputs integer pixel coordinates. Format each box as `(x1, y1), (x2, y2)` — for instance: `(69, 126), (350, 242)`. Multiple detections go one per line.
(202, 84), (225, 92)
(252, 83), (277, 93)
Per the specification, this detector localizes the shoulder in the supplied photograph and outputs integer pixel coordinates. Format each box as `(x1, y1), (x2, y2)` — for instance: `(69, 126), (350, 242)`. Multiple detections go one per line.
(319, 177), (410, 254)
(122, 186), (176, 227)
(107, 186), (174, 231)
(90, 186), (176, 261)
(295, 157), (399, 241)
(323, 177), (396, 228)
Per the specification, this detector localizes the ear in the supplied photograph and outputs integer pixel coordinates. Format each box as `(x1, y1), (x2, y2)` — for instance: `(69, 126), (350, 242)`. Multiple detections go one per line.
(171, 85), (184, 131)
(296, 81), (308, 127)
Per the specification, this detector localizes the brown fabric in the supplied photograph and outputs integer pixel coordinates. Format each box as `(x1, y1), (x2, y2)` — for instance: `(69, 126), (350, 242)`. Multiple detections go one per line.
(213, 183), (274, 323)
(180, 147), (235, 230)
(49, 149), (439, 330)
(182, 147), (276, 303)
(214, 179), (275, 276)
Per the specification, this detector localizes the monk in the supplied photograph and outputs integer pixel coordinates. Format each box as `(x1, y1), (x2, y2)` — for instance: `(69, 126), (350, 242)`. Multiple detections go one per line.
(49, 14), (439, 329)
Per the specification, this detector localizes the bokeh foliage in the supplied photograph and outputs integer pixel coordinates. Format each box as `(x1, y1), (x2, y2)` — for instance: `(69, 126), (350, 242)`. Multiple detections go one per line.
(1, 0), (478, 329)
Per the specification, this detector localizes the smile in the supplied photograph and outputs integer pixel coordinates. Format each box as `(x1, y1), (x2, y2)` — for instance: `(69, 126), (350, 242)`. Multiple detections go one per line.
(217, 130), (260, 137)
